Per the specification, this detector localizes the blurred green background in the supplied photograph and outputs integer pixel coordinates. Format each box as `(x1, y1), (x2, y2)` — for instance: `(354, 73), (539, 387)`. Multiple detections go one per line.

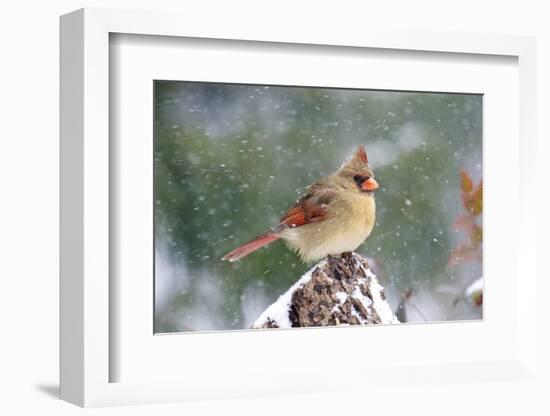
(154, 81), (482, 332)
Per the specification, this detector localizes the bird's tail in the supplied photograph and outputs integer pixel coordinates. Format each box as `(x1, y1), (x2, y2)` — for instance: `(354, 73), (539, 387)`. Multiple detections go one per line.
(221, 233), (279, 262)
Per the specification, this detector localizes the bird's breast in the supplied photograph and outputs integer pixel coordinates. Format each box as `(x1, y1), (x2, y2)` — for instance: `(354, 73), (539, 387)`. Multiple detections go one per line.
(329, 194), (376, 244)
(281, 194), (376, 262)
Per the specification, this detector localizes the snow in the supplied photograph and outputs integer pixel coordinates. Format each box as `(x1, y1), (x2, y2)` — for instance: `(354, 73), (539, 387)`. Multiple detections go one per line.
(252, 256), (399, 328)
(334, 291), (348, 304)
(361, 264), (400, 324)
(465, 277), (483, 297)
(350, 307), (363, 322)
(351, 287), (372, 308)
(252, 260), (327, 328)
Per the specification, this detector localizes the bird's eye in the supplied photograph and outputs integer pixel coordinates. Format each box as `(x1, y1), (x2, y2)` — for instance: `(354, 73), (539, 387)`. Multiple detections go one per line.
(353, 175), (368, 186)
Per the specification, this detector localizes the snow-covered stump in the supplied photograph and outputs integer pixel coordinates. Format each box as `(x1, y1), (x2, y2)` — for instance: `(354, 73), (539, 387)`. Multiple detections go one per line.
(252, 252), (399, 328)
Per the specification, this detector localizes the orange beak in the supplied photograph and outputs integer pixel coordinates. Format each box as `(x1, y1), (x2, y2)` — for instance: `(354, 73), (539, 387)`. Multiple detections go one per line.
(361, 177), (379, 192)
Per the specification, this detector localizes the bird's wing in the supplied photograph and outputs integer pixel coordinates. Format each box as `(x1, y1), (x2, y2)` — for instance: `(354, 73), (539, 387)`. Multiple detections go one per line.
(275, 187), (336, 230)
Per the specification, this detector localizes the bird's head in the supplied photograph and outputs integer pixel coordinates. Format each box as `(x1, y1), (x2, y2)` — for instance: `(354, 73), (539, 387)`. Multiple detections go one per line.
(334, 144), (379, 195)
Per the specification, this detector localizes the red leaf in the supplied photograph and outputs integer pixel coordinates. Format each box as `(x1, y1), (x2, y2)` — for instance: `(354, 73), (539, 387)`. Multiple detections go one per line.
(460, 170), (473, 199)
(465, 181), (483, 216)
(469, 224), (482, 245)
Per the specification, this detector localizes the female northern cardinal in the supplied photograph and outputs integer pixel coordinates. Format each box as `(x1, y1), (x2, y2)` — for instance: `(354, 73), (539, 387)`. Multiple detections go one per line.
(222, 145), (379, 263)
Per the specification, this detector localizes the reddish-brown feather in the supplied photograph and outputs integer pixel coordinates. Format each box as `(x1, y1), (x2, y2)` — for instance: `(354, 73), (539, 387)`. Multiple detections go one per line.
(279, 206), (306, 227)
(278, 197), (327, 228)
(221, 233), (279, 262)
(222, 188), (332, 262)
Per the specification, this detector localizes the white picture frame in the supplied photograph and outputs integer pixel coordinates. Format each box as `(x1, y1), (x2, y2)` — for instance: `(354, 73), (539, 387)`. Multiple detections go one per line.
(60, 7), (537, 407)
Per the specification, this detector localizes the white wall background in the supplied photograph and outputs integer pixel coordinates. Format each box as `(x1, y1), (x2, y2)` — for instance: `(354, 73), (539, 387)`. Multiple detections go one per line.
(0, 1), (548, 415)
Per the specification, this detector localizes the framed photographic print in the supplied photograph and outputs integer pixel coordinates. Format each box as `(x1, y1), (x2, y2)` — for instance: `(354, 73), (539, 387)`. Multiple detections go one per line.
(60, 8), (537, 407)
(153, 80), (482, 332)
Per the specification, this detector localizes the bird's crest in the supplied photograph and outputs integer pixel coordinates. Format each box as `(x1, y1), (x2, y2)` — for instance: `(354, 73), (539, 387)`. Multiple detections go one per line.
(354, 144), (368, 164)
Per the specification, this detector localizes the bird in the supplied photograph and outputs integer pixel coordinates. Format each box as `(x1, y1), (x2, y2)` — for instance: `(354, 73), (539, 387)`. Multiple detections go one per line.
(222, 144), (379, 263)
